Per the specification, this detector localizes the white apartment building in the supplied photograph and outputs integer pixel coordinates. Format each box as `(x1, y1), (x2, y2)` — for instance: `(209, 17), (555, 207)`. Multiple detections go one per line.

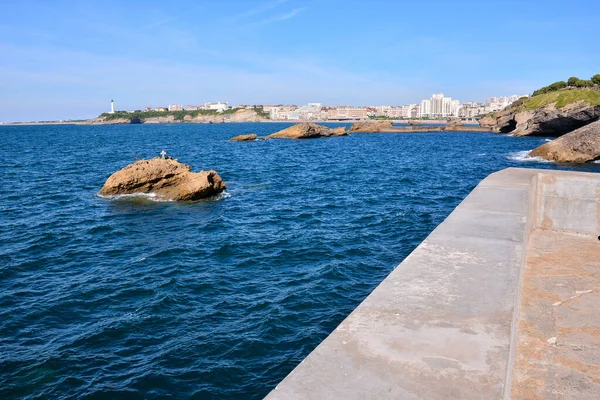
(285, 103), (323, 120)
(168, 104), (183, 111)
(204, 102), (229, 111)
(419, 93), (461, 118)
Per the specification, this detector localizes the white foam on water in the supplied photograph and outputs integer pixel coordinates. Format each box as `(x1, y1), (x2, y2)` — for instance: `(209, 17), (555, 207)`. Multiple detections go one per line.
(544, 139), (552, 142)
(98, 190), (231, 202)
(97, 192), (173, 202)
(507, 150), (553, 163)
(211, 191), (232, 201)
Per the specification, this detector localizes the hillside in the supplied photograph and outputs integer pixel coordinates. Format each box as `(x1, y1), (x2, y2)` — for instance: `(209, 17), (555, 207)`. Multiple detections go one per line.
(516, 88), (600, 111)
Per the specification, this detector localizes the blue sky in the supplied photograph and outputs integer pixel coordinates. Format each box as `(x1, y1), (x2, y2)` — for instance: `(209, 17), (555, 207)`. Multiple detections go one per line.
(1, 0), (599, 121)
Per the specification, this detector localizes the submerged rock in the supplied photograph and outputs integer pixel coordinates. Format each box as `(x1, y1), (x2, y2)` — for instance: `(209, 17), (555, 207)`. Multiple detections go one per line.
(267, 123), (336, 139)
(349, 120), (393, 132)
(230, 134), (258, 142)
(529, 120), (600, 163)
(99, 158), (226, 201)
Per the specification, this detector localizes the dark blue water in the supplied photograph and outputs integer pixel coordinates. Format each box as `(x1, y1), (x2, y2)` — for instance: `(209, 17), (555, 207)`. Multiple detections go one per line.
(1, 123), (598, 399)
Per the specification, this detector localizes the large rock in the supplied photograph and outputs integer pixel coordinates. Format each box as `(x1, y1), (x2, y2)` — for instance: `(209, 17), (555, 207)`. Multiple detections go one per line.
(349, 120), (393, 132)
(481, 101), (600, 136)
(267, 123), (334, 139)
(99, 158), (226, 201)
(529, 120), (600, 163)
(230, 134), (258, 142)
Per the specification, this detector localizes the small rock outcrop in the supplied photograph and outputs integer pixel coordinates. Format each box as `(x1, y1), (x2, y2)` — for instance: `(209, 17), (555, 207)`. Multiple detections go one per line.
(446, 118), (464, 127)
(349, 120), (393, 132)
(99, 158), (226, 201)
(230, 134), (258, 142)
(529, 120), (600, 163)
(267, 123), (336, 139)
(330, 127), (348, 136)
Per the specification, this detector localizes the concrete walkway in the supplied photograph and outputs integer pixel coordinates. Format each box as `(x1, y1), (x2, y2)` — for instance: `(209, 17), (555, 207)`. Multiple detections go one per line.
(266, 168), (600, 399)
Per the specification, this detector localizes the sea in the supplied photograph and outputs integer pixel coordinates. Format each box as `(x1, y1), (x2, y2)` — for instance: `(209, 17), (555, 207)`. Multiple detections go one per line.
(1, 123), (598, 399)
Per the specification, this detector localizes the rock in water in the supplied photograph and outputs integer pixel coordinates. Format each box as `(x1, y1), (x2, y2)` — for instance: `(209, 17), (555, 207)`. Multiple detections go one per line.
(349, 120), (393, 132)
(230, 134), (258, 142)
(529, 120), (600, 163)
(267, 123), (333, 139)
(99, 158), (226, 201)
(330, 127), (348, 136)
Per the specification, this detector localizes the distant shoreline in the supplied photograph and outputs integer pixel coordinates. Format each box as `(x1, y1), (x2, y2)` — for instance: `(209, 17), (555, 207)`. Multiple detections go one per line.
(0, 119), (465, 126)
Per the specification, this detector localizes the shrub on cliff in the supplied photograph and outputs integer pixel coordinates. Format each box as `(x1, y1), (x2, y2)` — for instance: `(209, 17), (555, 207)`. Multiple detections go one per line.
(592, 74), (600, 85)
(575, 79), (594, 88)
(568, 76), (580, 86)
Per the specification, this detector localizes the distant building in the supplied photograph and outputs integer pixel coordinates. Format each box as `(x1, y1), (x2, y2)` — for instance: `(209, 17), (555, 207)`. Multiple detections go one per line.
(287, 103), (324, 120)
(419, 93), (461, 118)
(185, 105), (199, 111)
(155, 107), (167, 112)
(327, 106), (368, 120)
(109, 99), (115, 114)
(204, 102), (229, 111)
(168, 104), (183, 111)
(144, 106), (152, 112)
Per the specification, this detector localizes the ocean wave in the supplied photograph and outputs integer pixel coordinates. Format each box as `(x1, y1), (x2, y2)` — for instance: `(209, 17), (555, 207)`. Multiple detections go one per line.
(507, 150), (552, 163)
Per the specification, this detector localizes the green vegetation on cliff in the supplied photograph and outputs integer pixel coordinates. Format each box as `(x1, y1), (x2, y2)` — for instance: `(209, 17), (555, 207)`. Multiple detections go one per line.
(533, 73), (599, 96)
(99, 107), (270, 122)
(101, 109), (238, 121)
(251, 107), (270, 119)
(515, 89), (600, 111)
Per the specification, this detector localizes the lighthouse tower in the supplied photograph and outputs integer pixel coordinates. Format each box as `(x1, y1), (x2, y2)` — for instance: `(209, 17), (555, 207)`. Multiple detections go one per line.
(110, 99), (115, 114)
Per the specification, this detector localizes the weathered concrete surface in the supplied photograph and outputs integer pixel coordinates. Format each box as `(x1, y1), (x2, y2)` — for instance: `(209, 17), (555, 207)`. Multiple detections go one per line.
(266, 168), (600, 400)
(511, 171), (600, 399)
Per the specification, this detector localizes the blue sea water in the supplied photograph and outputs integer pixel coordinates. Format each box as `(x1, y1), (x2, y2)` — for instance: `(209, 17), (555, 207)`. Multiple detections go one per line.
(1, 123), (598, 399)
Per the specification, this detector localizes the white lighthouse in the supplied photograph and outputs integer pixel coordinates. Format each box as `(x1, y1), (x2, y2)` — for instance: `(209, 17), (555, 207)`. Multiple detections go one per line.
(110, 99), (115, 114)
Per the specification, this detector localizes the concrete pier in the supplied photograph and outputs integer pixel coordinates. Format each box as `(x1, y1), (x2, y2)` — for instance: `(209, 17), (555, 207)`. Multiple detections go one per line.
(266, 168), (600, 399)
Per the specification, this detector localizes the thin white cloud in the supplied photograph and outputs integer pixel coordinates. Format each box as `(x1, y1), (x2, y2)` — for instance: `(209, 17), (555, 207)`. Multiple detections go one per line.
(250, 7), (307, 26)
(226, 0), (290, 23)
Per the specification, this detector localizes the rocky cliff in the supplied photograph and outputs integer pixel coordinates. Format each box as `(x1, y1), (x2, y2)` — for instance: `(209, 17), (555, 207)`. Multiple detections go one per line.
(479, 90), (600, 136)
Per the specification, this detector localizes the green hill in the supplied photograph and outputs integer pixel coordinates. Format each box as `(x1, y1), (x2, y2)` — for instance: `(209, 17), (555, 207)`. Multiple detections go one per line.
(524, 89), (600, 109)
(512, 89), (600, 111)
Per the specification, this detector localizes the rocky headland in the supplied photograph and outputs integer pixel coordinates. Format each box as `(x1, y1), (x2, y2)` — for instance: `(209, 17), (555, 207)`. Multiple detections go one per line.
(529, 120), (600, 163)
(479, 89), (600, 137)
(266, 123), (347, 139)
(88, 109), (265, 125)
(99, 158), (226, 201)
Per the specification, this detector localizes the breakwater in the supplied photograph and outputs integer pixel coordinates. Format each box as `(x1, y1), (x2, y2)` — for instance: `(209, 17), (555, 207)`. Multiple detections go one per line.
(267, 168), (600, 399)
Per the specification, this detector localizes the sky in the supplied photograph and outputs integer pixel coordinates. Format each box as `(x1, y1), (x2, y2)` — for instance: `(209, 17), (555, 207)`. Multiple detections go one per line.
(0, 0), (599, 122)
